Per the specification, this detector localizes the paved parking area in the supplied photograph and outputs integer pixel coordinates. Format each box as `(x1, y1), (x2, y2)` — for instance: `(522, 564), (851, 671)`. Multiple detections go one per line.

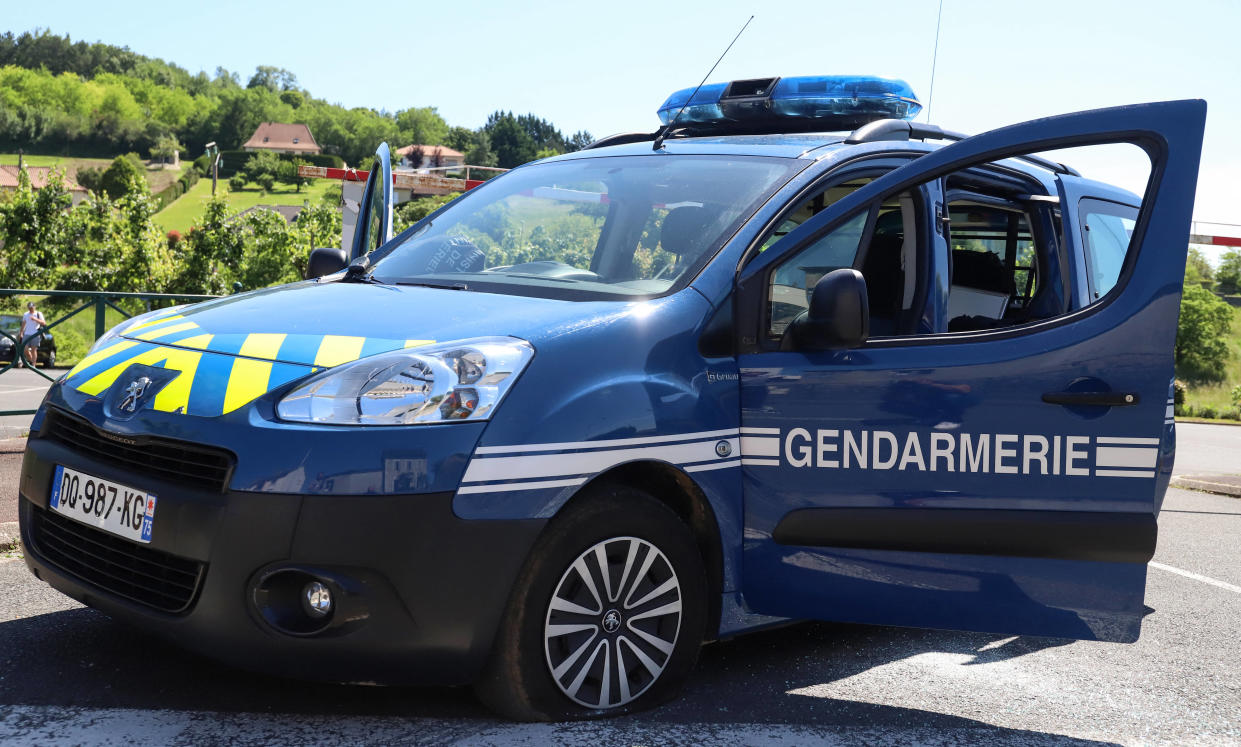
(0, 423), (1237, 744)
(0, 367), (56, 438)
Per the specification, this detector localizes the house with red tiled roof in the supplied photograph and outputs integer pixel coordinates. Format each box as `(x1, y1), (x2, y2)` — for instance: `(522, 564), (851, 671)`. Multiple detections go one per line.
(242, 122), (322, 155)
(396, 144), (464, 171)
(0, 165), (89, 205)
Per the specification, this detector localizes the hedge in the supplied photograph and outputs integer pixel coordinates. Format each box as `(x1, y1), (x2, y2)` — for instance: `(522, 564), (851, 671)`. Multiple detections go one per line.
(152, 166), (201, 210)
(215, 150), (345, 177)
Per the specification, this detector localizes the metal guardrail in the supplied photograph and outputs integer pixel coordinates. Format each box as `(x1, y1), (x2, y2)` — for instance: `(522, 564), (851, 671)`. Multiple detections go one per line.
(0, 289), (218, 416)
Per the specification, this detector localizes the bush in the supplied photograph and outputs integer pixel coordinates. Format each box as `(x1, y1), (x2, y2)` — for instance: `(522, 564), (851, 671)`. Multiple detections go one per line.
(75, 165), (104, 193)
(257, 173), (275, 192)
(1177, 284), (1234, 381)
(99, 154), (147, 199)
(228, 174), (247, 191)
(52, 325), (92, 368)
(1199, 406), (1218, 420)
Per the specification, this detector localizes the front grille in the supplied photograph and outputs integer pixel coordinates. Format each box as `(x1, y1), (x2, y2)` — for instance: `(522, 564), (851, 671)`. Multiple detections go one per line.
(43, 409), (235, 493)
(30, 507), (206, 614)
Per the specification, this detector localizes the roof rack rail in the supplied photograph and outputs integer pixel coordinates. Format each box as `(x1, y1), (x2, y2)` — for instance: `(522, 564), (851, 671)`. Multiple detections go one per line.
(584, 131), (659, 150)
(844, 119), (1081, 177)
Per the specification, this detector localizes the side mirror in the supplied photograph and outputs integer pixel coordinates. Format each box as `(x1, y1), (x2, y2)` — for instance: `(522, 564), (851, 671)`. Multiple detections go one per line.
(306, 247), (348, 279)
(783, 268), (870, 351)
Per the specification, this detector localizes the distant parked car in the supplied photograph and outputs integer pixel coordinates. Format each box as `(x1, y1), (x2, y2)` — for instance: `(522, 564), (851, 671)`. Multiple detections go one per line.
(0, 313), (57, 367)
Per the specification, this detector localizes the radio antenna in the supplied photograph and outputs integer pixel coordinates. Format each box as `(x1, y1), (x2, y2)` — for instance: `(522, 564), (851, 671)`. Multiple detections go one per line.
(925, 0), (944, 123)
(653, 15), (754, 151)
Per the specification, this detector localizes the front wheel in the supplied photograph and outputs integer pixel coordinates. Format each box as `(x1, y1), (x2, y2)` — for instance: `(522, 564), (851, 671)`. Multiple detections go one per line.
(476, 485), (707, 720)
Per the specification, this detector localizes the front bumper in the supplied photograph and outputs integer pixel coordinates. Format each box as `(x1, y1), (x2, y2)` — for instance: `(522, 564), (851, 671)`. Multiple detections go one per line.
(18, 434), (546, 686)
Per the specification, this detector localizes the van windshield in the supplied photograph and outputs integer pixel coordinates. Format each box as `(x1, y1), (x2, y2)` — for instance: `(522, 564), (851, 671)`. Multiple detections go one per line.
(368, 154), (802, 300)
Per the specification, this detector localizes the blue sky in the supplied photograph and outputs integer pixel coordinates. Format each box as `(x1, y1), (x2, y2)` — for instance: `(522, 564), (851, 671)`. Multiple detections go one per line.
(8, 0), (1240, 256)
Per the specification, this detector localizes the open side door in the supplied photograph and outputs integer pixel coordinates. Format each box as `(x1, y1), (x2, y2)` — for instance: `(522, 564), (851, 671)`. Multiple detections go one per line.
(350, 142), (395, 261)
(735, 100), (1206, 642)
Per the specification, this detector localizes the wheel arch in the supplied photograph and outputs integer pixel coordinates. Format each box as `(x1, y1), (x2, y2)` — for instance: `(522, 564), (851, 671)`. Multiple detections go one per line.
(568, 459), (725, 641)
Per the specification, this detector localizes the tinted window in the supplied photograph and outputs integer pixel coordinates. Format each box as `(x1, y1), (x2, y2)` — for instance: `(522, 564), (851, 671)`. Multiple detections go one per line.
(1080, 200), (1137, 302)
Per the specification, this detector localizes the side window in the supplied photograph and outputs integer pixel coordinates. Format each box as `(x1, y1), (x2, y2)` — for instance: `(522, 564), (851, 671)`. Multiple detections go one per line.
(766, 191), (918, 338)
(1080, 200), (1137, 302)
(944, 200), (1045, 331)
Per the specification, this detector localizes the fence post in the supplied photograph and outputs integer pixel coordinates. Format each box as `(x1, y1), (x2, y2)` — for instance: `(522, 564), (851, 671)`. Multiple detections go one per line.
(94, 296), (106, 340)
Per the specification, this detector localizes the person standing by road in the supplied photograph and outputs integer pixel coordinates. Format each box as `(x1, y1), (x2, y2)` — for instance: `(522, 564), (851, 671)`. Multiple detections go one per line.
(19, 302), (45, 368)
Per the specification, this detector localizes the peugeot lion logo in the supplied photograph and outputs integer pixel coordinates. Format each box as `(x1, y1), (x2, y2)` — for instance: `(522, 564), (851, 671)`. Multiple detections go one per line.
(119, 376), (152, 413)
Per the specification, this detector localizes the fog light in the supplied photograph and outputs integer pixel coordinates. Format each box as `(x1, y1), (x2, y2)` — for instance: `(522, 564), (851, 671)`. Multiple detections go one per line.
(304, 581), (332, 617)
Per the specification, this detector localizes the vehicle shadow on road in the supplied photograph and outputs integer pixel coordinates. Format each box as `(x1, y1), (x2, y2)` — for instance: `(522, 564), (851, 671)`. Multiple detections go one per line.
(0, 607), (1110, 744)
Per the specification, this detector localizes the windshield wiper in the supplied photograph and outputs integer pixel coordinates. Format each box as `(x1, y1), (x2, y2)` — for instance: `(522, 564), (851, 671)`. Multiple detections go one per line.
(339, 256), (385, 284)
(392, 280), (469, 291)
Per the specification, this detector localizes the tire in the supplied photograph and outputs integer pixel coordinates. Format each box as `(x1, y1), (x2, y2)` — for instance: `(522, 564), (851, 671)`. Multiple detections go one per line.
(44, 350), (55, 369)
(475, 484), (708, 721)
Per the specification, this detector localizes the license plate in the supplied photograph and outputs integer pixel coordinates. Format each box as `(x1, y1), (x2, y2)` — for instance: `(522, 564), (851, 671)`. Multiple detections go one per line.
(49, 465), (158, 544)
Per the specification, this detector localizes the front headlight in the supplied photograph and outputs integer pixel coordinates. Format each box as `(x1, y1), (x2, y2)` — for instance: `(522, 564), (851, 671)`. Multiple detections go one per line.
(276, 337), (534, 425)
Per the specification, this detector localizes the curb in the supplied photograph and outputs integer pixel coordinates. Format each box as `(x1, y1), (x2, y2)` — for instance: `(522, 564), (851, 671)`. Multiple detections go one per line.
(1170, 475), (1241, 498)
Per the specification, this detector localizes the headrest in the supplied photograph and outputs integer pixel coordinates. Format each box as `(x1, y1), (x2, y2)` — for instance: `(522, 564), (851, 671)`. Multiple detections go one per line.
(660, 206), (716, 258)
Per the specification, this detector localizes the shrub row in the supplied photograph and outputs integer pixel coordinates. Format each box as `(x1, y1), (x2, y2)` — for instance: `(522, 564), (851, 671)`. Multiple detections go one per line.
(1175, 403), (1241, 421)
(152, 166), (201, 210)
(214, 150), (344, 177)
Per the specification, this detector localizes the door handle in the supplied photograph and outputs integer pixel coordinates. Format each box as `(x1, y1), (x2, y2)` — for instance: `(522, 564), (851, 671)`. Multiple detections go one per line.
(1041, 391), (1140, 407)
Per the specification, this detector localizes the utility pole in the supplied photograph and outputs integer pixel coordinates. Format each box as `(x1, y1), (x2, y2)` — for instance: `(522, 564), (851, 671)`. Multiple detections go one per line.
(204, 142), (221, 195)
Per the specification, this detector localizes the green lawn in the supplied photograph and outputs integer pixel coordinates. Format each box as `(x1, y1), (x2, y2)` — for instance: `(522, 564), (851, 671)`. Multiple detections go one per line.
(1183, 304), (1241, 417)
(154, 178), (335, 233)
(0, 153), (183, 192)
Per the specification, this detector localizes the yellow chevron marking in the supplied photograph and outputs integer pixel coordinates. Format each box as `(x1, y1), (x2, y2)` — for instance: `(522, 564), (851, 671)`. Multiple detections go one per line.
(76, 337), (212, 401)
(220, 333), (287, 413)
(133, 320), (199, 341)
(65, 340), (139, 379)
(240, 333), (287, 360)
(222, 358), (273, 414)
(171, 334), (214, 350)
(404, 339), (435, 349)
(150, 345), (209, 413)
(313, 335), (366, 367)
(126, 313), (185, 333)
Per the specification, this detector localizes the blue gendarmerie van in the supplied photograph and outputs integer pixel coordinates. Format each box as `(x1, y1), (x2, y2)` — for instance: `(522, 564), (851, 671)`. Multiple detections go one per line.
(19, 76), (1206, 720)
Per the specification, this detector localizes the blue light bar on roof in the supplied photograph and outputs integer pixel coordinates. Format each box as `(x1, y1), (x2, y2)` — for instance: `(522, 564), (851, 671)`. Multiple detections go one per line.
(657, 75), (922, 129)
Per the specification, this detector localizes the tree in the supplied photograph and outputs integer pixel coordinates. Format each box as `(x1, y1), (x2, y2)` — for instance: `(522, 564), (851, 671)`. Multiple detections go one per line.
(1217, 249), (1241, 295)
(1185, 247), (1215, 289)
(149, 134), (183, 164)
(247, 65), (297, 92)
(566, 130), (594, 152)
(444, 126), (475, 153)
(99, 153), (147, 199)
(484, 112), (537, 168)
(464, 130), (498, 168)
(281, 158), (309, 192)
(244, 150), (282, 182)
(1177, 283), (1234, 381)
(395, 107), (449, 147)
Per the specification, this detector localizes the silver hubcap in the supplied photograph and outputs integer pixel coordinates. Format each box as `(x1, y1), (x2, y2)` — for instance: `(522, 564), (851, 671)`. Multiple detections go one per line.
(543, 536), (682, 709)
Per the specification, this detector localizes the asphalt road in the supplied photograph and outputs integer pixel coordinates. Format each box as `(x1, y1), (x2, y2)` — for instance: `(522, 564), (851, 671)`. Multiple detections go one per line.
(0, 423), (1237, 744)
(0, 366), (56, 438)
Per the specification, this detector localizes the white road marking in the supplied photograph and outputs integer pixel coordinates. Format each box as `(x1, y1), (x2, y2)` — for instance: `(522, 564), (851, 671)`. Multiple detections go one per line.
(0, 386), (51, 394)
(1150, 561), (1241, 594)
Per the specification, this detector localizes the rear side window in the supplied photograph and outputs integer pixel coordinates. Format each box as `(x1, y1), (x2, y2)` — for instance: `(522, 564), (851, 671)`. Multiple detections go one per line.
(1080, 199), (1138, 302)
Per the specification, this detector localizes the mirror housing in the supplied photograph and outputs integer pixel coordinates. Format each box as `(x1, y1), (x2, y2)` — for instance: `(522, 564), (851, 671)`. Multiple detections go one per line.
(783, 268), (870, 351)
(306, 247), (348, 279)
